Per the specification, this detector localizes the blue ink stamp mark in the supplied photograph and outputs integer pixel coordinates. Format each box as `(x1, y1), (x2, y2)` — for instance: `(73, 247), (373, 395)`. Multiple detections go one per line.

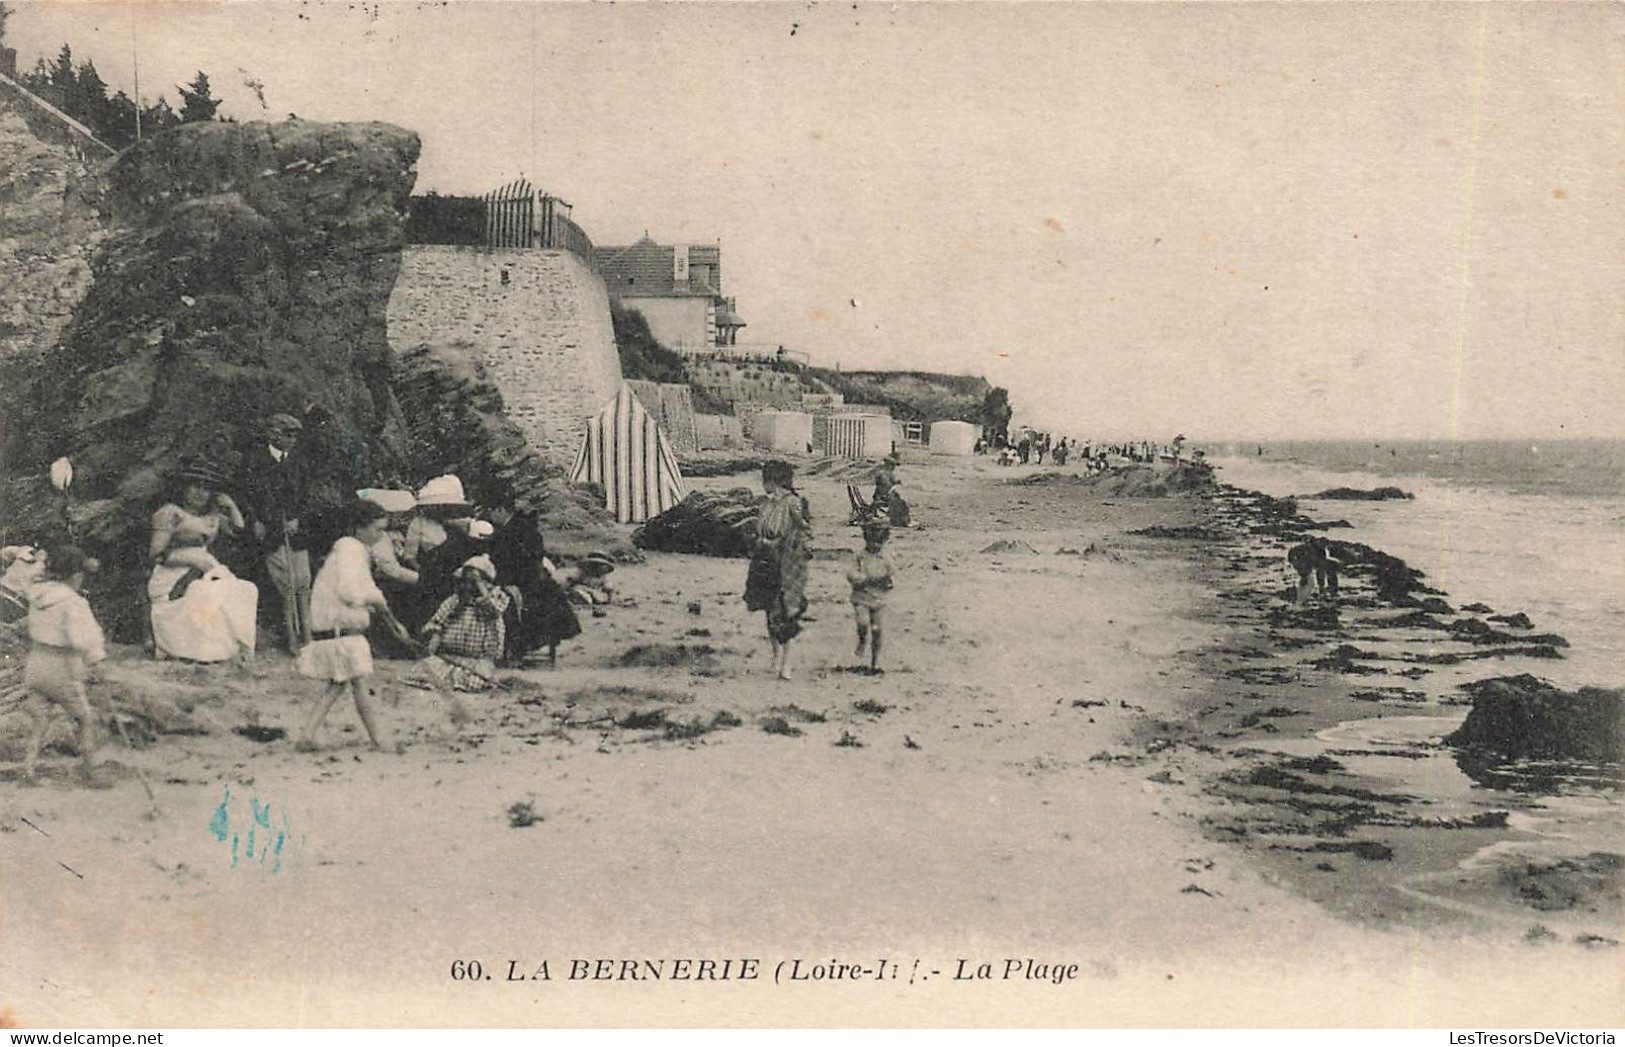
(209, 784), (294, 874)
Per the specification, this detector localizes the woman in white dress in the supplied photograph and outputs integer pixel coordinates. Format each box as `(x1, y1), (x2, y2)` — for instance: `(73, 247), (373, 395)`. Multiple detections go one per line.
(147, 465), (259, 663)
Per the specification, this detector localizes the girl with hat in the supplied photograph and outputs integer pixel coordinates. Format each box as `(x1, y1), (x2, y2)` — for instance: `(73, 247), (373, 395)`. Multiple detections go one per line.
(551, 551), (616, 610)
(147, 462), (258, 663)
(399, 475), (482, 632)
(419, 554), (511, 692)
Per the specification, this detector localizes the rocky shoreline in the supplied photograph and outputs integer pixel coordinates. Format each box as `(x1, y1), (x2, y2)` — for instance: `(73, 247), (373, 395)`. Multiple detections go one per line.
(1144, 477), (1623, 937)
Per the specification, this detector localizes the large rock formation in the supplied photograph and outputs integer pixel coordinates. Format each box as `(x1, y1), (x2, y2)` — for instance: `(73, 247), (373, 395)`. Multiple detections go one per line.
(2, 119), (420, 636)
(390, 343), (631, 559)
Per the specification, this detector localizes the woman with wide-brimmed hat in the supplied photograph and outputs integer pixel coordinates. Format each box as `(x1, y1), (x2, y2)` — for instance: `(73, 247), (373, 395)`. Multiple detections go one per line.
(146, 460), (259, 663)
(399, 475), (485, 632)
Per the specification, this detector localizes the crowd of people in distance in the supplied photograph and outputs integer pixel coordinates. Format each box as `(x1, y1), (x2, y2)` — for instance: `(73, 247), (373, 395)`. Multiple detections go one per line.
(978, 429), (1194, 473)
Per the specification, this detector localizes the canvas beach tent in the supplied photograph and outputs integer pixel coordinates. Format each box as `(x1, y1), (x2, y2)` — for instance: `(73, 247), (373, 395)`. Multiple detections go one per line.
(569, 384), (686, 523)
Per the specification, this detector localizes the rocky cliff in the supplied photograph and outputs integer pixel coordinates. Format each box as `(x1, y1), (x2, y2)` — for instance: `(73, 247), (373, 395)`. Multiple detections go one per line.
(0, 80), (110, 367)
(2, 119), (420, 636)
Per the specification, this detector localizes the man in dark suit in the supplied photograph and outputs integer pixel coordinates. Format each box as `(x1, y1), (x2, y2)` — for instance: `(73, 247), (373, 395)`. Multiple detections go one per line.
(241, 413), (312, 653)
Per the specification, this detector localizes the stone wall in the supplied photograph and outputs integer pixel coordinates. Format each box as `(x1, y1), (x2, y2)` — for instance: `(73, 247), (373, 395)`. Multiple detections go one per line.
(387, 246), (623, 466)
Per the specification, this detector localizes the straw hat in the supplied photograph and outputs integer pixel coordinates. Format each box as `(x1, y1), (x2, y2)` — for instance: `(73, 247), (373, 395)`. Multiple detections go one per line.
(459, 554), (497, 582)
(415, 474), (471, 511)
(358, 488), (417, 514)
(578, 551), (616, 576)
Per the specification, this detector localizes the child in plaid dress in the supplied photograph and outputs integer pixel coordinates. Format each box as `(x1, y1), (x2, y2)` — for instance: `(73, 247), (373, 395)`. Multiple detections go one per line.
(421, 555), (510, 692)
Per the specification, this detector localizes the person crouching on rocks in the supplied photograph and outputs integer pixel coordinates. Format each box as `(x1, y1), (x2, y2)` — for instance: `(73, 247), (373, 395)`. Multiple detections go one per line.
(847, 521), (895, 674)
(296, 499), (408, 754)
(19, 544), (110, 787)
(744, 460), (812, 680)
(1288, 536), (1342, 606)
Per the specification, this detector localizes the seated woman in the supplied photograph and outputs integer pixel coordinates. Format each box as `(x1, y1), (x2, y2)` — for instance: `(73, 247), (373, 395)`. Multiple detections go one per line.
(147, 464), (259, 663)
(398, 475), (479, 632)
(489, 506), (580, 668)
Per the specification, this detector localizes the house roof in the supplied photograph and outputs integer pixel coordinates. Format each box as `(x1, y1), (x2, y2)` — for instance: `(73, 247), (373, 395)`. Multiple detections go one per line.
(596, 237), (724, 298)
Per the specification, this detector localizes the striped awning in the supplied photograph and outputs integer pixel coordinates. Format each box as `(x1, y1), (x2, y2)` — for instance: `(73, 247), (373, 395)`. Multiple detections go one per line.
(569, 385), (686, 523)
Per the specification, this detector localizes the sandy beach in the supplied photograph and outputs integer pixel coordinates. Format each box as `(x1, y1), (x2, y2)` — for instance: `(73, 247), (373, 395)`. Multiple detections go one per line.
(2, 453), (1620, 1027)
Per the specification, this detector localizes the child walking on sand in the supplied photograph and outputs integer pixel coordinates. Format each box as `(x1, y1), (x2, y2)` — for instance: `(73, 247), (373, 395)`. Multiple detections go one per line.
(296, 500), (407, 753)
(20, 544), (109, 786)
(846, 521), (894, 674)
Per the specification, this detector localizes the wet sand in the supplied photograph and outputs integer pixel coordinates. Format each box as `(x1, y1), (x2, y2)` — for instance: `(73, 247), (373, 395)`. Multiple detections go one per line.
(1, 454), (1619, 1027)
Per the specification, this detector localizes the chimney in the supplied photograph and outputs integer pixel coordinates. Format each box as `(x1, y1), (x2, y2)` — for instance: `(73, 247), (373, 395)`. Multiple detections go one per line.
(1, 47), (17, 79)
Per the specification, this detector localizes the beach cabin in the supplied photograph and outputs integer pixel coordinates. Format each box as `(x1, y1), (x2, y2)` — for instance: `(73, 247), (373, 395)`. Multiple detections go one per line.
(823, 413), (893, 459)
(569, 385), (686, 523)
(752, 410), (814, 454)
(929, 420), (978, 456)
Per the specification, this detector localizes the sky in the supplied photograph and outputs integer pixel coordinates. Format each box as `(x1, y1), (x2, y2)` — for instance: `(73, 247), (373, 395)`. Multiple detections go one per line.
(7, 1), (1623, 440)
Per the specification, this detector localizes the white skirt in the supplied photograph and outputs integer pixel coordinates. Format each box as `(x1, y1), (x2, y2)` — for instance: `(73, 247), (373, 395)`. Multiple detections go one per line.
(297, 635), (374, 682)
(149, 564), (258, 663)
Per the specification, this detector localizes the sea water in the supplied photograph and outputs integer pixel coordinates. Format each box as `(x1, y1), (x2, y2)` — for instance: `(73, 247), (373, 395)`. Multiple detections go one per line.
(1209, 440), (1625, 689)
(1206, 442), (1624, 917)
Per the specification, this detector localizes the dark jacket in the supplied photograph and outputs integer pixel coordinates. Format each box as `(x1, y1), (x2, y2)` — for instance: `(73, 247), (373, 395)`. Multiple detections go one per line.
(240, 446), (309, 551)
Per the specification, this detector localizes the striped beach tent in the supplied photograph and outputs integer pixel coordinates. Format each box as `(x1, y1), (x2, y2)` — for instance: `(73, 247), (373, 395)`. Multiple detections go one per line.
(569, 385), (686, 523)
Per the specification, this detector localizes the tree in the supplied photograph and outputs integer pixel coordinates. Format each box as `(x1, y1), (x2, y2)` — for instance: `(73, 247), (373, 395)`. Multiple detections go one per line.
(102, 90), (139, 150)
(979, 386), (1013, 439)
(0, 3), (12, 48)
(177, 70), (220, 123)
(142, 95), (179, 135)
(69, 58), (108, 131)
(48, 43), (74, 90)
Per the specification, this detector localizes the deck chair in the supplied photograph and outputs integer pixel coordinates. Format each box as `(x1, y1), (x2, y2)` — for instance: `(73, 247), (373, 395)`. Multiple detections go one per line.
(847, 484), (885, 526)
